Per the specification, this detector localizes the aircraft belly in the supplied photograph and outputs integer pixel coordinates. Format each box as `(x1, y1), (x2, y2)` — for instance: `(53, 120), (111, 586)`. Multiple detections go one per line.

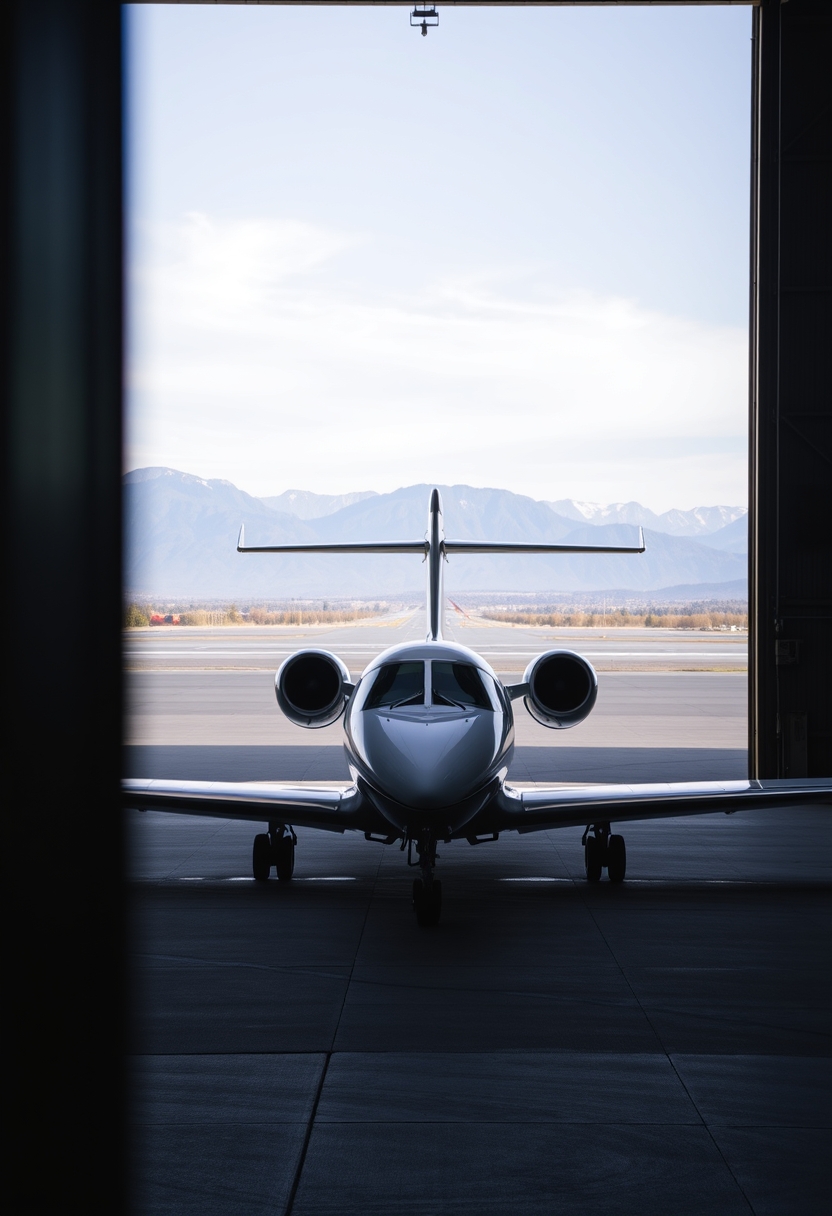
(357, 776), (502, 836)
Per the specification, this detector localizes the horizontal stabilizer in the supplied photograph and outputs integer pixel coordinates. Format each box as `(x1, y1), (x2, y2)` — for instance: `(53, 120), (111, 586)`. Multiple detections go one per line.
(443, 527), (645, 556)
(236, 527), (645, 558)
(237, 525), (427, 556)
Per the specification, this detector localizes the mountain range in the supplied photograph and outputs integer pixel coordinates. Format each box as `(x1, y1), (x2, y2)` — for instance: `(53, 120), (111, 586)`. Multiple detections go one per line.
(255, 486), (747, 539)
(544, 499), (746, 537)
(125, 467), (747, 600)
(260, 489), (378, 519)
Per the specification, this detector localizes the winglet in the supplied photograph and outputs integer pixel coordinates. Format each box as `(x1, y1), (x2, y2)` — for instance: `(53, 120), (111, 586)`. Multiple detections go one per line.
(237, 524), (245, 552)
(638, 526), (646, 552)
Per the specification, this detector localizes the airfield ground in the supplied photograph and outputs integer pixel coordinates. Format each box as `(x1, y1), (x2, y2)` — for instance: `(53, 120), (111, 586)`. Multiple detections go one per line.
(126, 617), (829, 1215)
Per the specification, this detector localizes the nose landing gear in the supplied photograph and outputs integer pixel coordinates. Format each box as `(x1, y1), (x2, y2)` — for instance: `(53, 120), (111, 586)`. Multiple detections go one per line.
(582, 823), (626, 883)
(252, 824), (296, 881)
(412, 877), (442, 926)
(410, 830), (442, 926)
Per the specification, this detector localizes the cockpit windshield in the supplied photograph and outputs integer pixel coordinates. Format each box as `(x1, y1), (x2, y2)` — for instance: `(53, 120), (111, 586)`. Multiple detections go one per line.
(364, 661), (425, 709)
(431, 661), (492, 710)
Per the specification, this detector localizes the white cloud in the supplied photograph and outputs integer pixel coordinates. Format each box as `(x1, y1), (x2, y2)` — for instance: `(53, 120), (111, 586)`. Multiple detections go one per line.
(128, 213), (748, 510)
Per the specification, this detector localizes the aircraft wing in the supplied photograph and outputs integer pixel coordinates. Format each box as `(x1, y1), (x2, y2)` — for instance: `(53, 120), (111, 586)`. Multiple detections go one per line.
(124, 777), (832, 837)
(122, 778), (371, 832)
(489, 778), (832, 834)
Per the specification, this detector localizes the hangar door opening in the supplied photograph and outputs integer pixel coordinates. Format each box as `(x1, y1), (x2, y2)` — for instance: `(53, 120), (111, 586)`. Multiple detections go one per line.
(125, 4), (753, 785)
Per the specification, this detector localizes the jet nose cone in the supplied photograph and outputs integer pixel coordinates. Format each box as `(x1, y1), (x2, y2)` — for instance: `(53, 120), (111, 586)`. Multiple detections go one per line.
(362, 711), (497, 808)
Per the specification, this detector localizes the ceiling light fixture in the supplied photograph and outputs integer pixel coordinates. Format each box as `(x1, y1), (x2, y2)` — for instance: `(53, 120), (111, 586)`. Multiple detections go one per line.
(410, 6), (439, 37)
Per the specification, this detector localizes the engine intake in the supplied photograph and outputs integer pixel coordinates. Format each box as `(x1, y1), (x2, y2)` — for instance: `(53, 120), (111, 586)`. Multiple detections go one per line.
(275, 649), (353, 728)
(522, 649), (598, 729)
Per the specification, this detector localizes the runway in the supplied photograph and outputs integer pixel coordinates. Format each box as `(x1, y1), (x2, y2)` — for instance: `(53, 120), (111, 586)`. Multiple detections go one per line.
(126, 616), (748, 784)
(127, 621), (830, 1215)
(125, 612), (749, 675)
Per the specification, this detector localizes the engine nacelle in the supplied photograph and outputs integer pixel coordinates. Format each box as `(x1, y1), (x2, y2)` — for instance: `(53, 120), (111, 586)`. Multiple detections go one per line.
(522, 649), (598, 729)
(275, 649), (353, 728)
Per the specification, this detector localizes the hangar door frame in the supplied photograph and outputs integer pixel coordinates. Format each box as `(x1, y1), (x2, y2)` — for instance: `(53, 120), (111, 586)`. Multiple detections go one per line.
(4, 1), (830, 1211)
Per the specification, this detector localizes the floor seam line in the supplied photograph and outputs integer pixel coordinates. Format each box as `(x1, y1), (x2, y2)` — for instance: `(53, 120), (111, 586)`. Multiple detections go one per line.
(284, 840), (383, 1214)
(664, 1054), (759, 1215)
(283, 1051), (331, 1216)
(583, 897), (758, 1216)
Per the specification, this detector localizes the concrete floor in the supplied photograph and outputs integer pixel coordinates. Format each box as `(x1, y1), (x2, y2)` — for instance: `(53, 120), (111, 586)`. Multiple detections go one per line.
(130, 808), (831, 1216)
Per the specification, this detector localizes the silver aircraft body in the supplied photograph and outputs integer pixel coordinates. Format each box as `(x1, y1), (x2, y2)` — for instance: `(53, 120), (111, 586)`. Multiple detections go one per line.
(125, 489), (831, 925)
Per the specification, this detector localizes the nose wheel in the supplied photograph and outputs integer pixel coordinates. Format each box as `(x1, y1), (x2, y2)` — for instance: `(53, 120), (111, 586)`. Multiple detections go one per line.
(252, 824), (296, 881)
(412, 878), (442, 926)
(410, 829), (443, 925)
(583, 824), (626, 883)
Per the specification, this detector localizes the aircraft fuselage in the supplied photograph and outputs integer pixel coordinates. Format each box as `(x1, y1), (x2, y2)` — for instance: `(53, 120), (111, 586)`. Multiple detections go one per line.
(344, 639), (514, 835)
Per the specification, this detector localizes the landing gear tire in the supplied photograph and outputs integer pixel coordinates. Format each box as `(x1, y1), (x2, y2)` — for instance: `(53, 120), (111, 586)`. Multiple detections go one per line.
(253, 833), (272, 881)
(412, 878), (442, 927)
(607, 834), (626, 883)
(585, 836), (603, 883)
(274, 834), (295, 882)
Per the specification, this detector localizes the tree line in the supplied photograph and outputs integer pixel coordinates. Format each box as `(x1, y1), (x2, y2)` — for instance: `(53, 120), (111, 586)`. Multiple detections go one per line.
(482, 610), (748, 630)
(124, 603), (385, 627)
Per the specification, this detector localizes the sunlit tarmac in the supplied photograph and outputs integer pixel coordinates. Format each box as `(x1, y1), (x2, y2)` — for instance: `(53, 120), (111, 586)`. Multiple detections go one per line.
(125, 611), (748, 674)
(126, 615), (748, 782)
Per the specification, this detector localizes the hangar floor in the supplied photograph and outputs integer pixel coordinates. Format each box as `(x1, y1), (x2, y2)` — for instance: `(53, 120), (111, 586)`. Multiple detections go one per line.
(130, 809), (831, 1216)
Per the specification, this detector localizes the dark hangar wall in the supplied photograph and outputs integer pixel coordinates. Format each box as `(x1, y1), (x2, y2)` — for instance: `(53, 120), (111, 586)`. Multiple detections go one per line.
(750, 0), (832, 777)
(4, 1), (125, 1211)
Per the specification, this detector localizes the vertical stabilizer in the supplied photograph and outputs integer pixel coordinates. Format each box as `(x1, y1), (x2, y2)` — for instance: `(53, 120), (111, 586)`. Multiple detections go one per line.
(427, 488), (444, 641)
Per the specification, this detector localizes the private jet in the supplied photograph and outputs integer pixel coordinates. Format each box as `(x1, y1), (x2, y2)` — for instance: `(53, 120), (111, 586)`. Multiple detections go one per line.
(124, 489), (830, 925)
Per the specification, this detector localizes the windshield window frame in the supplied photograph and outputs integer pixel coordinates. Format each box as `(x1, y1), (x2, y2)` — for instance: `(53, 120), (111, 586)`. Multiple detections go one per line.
(361, 660), (426, 710)
(428, 659), (495, 712)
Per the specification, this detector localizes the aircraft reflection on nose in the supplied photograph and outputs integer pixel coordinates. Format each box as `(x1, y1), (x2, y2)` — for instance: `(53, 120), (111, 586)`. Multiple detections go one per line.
(361, 709), (499, 809)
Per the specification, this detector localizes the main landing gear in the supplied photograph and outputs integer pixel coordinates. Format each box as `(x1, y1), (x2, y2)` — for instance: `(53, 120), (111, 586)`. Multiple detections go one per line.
(252, 824), (296, 882)
(410, 830), (442, 926)
(582, 823), (626, 883)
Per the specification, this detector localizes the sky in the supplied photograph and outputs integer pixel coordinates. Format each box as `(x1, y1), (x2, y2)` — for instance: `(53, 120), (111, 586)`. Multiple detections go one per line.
(126, 3), (752, 512)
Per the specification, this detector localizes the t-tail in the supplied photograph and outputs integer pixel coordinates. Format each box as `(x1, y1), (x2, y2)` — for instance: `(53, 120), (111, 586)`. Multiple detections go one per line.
(427, 488), (444, 640)
(237, 488), (646, 642)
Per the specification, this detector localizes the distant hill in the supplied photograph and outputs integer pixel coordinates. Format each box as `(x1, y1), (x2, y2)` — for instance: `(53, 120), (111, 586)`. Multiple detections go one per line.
(546, 498), (746, 537)
(125, 468), (747, 599)
(125, 467), (316, 598)
(308, 484), (577, 545)
(260, 489), (378, 519)
(641, 578), (747, 601)
(697, 513), (748, 554)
